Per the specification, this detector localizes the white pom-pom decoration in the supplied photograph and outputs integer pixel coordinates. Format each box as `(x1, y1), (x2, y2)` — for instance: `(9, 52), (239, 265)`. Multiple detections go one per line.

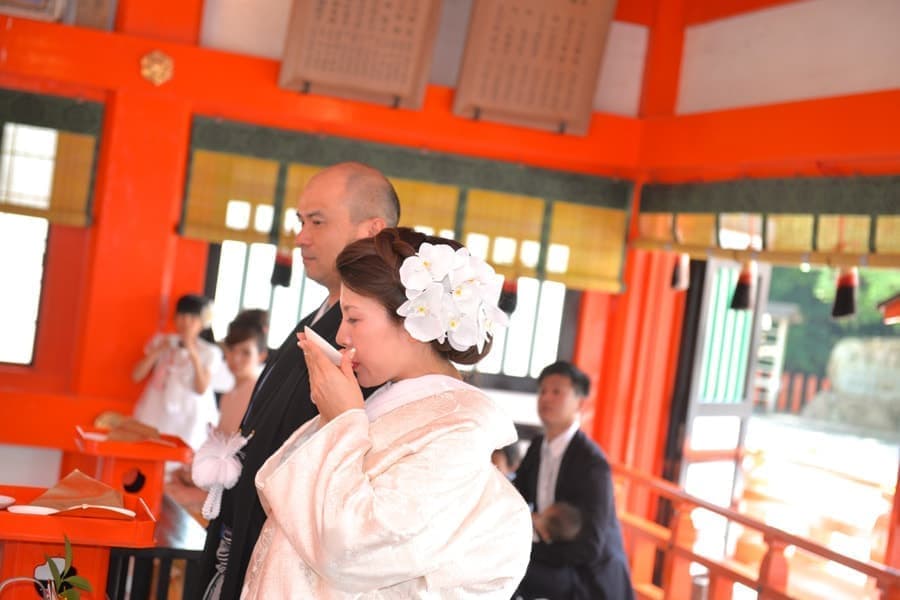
(191, 427), (252, 519)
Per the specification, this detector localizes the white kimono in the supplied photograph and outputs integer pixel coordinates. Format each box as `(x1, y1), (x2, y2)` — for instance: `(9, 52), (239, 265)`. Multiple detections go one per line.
(242, 375), (532, 599)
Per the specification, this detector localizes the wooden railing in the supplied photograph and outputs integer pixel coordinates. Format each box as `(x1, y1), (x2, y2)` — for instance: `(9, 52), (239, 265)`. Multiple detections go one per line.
(612, 463), (900, 600)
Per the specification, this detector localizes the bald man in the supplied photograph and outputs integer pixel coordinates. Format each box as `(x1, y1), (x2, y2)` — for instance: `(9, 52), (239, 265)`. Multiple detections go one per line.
(200, 162), (400, 600)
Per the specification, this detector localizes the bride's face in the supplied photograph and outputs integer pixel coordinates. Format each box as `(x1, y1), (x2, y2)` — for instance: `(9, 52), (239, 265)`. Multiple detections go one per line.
(336, 285), (418, 387)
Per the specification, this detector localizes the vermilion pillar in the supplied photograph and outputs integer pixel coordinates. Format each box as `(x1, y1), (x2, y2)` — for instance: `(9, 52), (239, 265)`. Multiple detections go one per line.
(71, 89), (195, 399)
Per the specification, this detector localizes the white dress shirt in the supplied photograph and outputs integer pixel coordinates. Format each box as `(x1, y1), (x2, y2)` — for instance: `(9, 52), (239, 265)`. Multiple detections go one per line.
(535, 420), (581, 513)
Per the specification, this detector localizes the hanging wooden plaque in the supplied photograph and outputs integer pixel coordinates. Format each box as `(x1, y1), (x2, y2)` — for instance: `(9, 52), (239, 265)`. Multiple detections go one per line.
(453, 0), (617, 135)
(279, 0), (442, 109)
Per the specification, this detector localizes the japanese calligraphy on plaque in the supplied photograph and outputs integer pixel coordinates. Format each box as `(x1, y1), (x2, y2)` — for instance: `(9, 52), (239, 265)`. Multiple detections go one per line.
(454, 0), (617, 135)
(279, 0), (442, 109)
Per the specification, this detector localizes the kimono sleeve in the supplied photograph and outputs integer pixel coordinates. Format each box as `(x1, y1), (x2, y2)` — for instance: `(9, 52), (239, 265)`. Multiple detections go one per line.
(256, 407), (492, 592)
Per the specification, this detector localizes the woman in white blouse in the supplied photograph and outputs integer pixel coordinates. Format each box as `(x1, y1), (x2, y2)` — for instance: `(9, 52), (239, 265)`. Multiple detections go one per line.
(242, 227), (532, 599)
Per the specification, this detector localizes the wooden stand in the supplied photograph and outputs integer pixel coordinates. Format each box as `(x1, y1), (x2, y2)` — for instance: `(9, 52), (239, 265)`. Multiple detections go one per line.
(60, 428), (192, 517)
(0, 485), (155, 600)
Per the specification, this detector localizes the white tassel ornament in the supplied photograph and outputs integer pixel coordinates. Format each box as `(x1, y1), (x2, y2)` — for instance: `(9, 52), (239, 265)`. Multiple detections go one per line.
(192, 427), (252, 519)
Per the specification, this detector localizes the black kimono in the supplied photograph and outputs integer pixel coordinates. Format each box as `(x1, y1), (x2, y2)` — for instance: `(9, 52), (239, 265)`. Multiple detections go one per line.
(199, 303), (342, 600)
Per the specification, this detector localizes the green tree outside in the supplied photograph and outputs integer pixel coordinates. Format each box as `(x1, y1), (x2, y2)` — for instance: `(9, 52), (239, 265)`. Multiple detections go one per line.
(768, 267), (900, 376)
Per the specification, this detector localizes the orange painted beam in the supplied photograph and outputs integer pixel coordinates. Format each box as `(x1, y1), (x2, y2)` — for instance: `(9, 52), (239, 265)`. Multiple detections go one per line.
(115, 0), (203, 45)
(615, 0), (656, 26)
(0, 392), (132, 451)
(642, 90), (900, 180)
(0, 17), (642, 178)
(685, 0), (803, 25)
(639, 0), (685, 118)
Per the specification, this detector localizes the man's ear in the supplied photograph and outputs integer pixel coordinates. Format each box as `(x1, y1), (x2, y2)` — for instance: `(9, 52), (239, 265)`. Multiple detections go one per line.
(366, 217), (387, 237)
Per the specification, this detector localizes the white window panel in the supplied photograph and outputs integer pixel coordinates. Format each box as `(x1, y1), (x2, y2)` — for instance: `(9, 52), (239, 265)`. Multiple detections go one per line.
(242, 243), (276, 309)
(0, 124), (58, 210)
(465, 232), (489, 260)
(225, 199), (251, 230)
(211, 240), (247, 340)
(529, 281), (566, 378)
(492, 236), (516, 265)
(502, 277), (540, 377)
(253, 204), (274, 233)
(0, 212), (48, 364)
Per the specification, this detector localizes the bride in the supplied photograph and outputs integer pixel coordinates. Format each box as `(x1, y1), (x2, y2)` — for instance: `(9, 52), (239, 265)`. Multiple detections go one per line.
(242, 227), (532, 598)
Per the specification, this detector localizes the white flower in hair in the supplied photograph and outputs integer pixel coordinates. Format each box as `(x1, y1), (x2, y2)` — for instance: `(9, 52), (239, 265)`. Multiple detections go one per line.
(442, 294), (480, 351)
(477, 300), (508, 352)
(397, 282), (446, 343)
(397, 241), (509, 352)
(398, 242), (456, 291)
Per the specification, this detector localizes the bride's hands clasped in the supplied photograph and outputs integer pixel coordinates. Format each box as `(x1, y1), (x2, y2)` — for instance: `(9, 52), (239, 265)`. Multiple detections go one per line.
(297, 332), (364, 423)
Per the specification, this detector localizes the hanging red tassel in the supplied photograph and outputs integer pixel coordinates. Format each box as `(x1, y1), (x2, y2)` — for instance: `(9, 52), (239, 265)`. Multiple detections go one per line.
(831, 266), (858, 319)
(671, 253), (690, 291)
(729, 260), (757, 311)
(270, 249), (293, 287)
(498, 278), (518, 316)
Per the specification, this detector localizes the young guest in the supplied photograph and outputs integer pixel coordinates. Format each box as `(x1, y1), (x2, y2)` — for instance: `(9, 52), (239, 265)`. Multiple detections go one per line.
(241, 227), (532, 598)
(217, 311), (269, 435)
(132, 294), (222, 450)
(169, 310), (269, 521)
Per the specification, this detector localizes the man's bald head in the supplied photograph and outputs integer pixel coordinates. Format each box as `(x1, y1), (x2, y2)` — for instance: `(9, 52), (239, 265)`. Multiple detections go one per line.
(311, 162), (400, 228)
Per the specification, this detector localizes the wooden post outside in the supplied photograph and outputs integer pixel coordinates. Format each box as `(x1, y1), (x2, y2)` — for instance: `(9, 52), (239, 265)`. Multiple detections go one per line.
(790, 373), (805, 414)
(707, 573), (734, 600)
(663, 502), (697, 600)
(758, 536), (789, 598)
(777, 373), (790, 412)
(802, 375), (819, 411)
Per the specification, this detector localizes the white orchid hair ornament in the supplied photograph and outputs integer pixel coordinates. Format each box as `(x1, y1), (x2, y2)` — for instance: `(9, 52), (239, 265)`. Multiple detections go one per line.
(396, 241), (509, 353)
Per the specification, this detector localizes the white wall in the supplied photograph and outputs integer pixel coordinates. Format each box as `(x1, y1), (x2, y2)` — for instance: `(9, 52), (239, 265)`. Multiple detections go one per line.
(678, 0), (900, 114)
(593, 21), (648, 116)
(0, 444), (62, 487)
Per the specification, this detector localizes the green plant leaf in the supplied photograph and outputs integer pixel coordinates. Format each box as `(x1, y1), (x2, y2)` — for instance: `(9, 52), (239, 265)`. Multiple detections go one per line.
(63, 575), (93, 592)
(59, 588), (80, 600)
(45, 553), (62, 586)
(63, 534), (73, 575)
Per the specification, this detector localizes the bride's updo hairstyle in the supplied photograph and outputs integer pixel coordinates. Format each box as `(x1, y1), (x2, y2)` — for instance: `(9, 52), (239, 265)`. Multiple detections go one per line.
(336, 227), (493, 365)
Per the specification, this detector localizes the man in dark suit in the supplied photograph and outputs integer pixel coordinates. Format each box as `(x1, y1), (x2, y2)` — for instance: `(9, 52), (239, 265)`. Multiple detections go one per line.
(514, 361), (634, 600)
(199, 162), (400, 600)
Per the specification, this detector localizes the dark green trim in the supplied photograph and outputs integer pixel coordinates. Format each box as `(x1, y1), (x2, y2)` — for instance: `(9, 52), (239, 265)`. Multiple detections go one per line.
(453, 188), (468, 241)
(536, 200), (554, 280)
(190, 116), (630, 210)
(617, 183), (635, 291)
(82, 135), (99, 226)
(642, 177), (900, 214)
(714, 212), (722, 248)
(0, 88), (103, 134)
(868, 215), (878, 254)
(811, 214), (819, 252)
(270, 162), (289, 245)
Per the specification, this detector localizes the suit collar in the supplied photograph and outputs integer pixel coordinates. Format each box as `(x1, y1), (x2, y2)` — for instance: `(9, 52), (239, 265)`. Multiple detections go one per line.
(542, 420), (581, 460)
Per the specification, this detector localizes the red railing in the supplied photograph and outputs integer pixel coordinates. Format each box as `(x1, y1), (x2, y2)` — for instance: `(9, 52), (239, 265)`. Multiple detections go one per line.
(612, 463), (900, 600)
